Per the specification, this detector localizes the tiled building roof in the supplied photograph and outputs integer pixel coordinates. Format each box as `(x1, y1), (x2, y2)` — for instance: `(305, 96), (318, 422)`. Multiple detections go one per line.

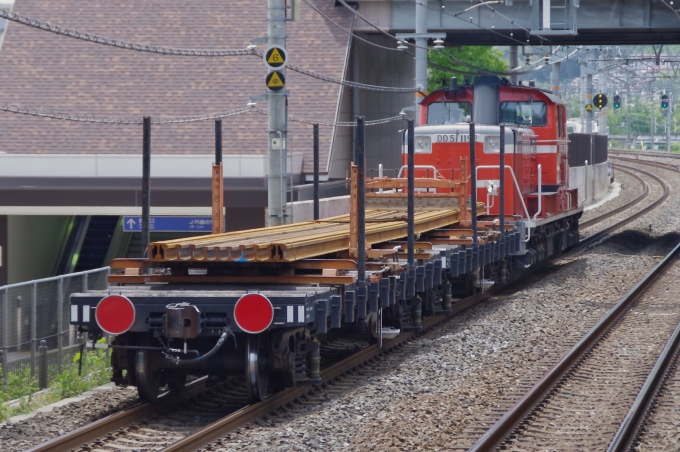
(0, 0), (353, 173)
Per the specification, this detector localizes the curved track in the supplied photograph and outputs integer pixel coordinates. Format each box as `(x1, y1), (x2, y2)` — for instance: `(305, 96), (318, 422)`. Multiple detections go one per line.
(469, 241), (680, 451)
(579, 165), (647, 230)
(577, 163), (669, 244)
(467, 159), (676, 451)
(29, 161), (665, 452)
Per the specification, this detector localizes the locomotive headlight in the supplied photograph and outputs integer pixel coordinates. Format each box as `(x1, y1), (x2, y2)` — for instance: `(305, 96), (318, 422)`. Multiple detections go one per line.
(484, 136), (501, 153)
(415, 136), (431, 153)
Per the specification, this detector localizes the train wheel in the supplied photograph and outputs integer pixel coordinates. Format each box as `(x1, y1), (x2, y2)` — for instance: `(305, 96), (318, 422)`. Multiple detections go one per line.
(245, 333), (270, 402)
(367, 313), (376, 345)
(135, 350), (162, 402)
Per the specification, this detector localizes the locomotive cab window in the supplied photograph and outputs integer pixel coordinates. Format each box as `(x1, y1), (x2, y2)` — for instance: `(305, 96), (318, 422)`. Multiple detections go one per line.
(500, 101), (547, 126)
(427, 101), (471, 125)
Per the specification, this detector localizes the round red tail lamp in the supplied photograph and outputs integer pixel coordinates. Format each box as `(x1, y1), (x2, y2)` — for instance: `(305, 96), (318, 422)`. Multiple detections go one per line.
(234, 293), (274, 334)
(95, 295), (136, 335)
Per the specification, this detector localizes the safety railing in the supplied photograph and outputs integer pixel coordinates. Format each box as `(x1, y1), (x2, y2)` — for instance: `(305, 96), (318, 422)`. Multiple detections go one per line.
(0, 267), (109, 393)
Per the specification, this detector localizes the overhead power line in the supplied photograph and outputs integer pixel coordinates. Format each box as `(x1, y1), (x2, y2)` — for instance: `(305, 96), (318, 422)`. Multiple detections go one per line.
(335, 0), (558, 77)
(0, 103), (407, 127)
(301, 0), (410, 54)
(0, 104), (254, 124)
(286, 63), (418, 92)
(0, 10), (258, 57)
(1, 9), (417, 93)
(252, 107), (405, 127)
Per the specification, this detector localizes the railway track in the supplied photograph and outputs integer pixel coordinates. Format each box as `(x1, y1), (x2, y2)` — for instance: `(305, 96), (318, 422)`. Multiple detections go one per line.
(578, 165), (647, 230)
(462, 161), (677, 451)
(575, 163), (668, 247)
(28, 162), (665, 452)
(468, 238), (680, 451)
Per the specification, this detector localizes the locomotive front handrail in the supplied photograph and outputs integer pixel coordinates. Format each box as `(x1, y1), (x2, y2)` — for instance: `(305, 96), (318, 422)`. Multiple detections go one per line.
(475, 165), (532, 242)
(533, 164), (542, 220)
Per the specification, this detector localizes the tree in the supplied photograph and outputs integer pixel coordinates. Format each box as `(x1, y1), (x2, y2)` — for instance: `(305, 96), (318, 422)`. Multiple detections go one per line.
(427, 46), (508, 93)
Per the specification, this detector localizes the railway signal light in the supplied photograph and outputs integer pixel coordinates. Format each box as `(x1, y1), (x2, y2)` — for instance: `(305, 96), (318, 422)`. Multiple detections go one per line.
(661, 94), (669, 109)
(613, 95), (621, 109)
(593, 93), (608, 109)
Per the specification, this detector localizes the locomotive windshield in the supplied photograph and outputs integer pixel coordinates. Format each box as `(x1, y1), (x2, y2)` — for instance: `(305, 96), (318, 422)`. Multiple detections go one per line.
(500, 101), (547, 126)
(427, 101), (471, 125)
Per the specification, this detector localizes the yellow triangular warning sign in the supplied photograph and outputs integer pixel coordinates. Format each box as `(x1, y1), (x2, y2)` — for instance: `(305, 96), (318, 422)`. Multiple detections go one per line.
(267, 48), (284, 65)
(585, 104), (592, 111)
(268, 72), (284, 87)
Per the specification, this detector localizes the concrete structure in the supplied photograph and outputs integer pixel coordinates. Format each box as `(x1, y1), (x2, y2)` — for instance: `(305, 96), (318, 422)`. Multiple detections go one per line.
(356, 1), (680, 46)
(569, 162), (611, 207)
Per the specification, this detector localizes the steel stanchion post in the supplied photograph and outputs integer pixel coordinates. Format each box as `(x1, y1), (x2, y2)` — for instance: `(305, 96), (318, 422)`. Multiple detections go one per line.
(38, 340), (47, 389)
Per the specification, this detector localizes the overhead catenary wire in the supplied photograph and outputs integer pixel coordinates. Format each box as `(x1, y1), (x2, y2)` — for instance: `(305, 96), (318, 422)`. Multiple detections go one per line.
(308, 0), (541, 78)
(0, 9), (418, 93)
(335, 0), (565, 76)
(285, 64), (419, 92)
(0, 102), (407, 127)
(3, 6), (669, 97)
(0, 104), (254, 124)
(251, 107), (405, 127)
(0, 10), (259, 57)
(660, 0), (680, 22)
(301, 0), (413, 56)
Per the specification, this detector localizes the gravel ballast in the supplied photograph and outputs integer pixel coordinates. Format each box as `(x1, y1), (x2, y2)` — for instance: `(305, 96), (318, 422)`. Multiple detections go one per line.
(3, 159), (679, 451)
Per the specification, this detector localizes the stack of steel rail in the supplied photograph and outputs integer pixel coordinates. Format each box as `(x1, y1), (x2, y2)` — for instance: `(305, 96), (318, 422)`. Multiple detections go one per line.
(147, 207), (483, 263)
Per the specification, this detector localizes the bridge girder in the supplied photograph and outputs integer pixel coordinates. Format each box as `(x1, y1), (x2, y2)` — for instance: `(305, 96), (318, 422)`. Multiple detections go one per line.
(354, 1), (680, 46)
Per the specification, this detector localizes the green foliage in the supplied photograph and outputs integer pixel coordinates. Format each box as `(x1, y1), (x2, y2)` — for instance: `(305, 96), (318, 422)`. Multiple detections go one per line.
(49, 348), (110, 400)
(0, 381), (9, 422)
(0, 345), (111, 423)
(606, 98), (680, 137)
(9, 369), (38, 400)
(428, 46), (508, 92)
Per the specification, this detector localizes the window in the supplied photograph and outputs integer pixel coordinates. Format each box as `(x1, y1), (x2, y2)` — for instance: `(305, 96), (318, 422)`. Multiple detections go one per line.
(500, 101), (547, 126)
(427, 101), (471, 125)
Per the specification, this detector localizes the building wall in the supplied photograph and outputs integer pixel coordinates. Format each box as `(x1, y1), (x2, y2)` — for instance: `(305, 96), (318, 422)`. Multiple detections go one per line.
(7, 215), (71, 284)
(330, 33), (414, 179)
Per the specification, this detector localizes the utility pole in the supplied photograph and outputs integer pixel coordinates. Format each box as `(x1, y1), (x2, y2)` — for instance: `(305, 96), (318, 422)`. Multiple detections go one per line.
(509, 46), (519, 85)
(580, 67), (586, 130)
(551, 60), (561, 98)
(267, 0), (287, 226)
(598, 51), (608, 135)
(396, 1), (443, 124)
(414, 0), (428, 124)
(666, 91), (672, 152)
(586, 70), (593, 133)
(650, 81), (655, 150)
(625, 75), (631, 148)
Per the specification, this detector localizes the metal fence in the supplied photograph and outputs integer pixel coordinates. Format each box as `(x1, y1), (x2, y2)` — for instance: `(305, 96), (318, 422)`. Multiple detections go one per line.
(0, 267), (109, 392)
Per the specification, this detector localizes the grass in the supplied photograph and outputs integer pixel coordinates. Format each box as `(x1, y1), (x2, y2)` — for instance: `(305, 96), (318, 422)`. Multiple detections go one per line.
(0, 340), (112, 423)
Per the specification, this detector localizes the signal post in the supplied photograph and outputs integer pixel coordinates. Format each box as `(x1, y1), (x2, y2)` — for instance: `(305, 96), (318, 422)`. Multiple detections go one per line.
(267, 0), (289, 226)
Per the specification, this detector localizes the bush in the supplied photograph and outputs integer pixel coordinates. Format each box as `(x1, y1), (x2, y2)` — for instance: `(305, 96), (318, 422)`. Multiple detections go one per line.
(49, 348), (111, 400)
(0, 340), (111, 423)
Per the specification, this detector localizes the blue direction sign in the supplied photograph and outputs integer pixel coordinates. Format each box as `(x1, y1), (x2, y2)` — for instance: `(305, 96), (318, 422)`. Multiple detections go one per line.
(123, 216), (213, 232)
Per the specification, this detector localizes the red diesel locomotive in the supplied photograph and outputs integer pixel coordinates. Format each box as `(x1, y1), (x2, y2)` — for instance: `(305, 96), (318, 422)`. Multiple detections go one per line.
(406, 75), (581, 269)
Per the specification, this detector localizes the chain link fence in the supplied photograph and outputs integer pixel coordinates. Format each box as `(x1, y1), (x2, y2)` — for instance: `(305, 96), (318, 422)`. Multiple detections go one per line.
(0, 268), (109, 393)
